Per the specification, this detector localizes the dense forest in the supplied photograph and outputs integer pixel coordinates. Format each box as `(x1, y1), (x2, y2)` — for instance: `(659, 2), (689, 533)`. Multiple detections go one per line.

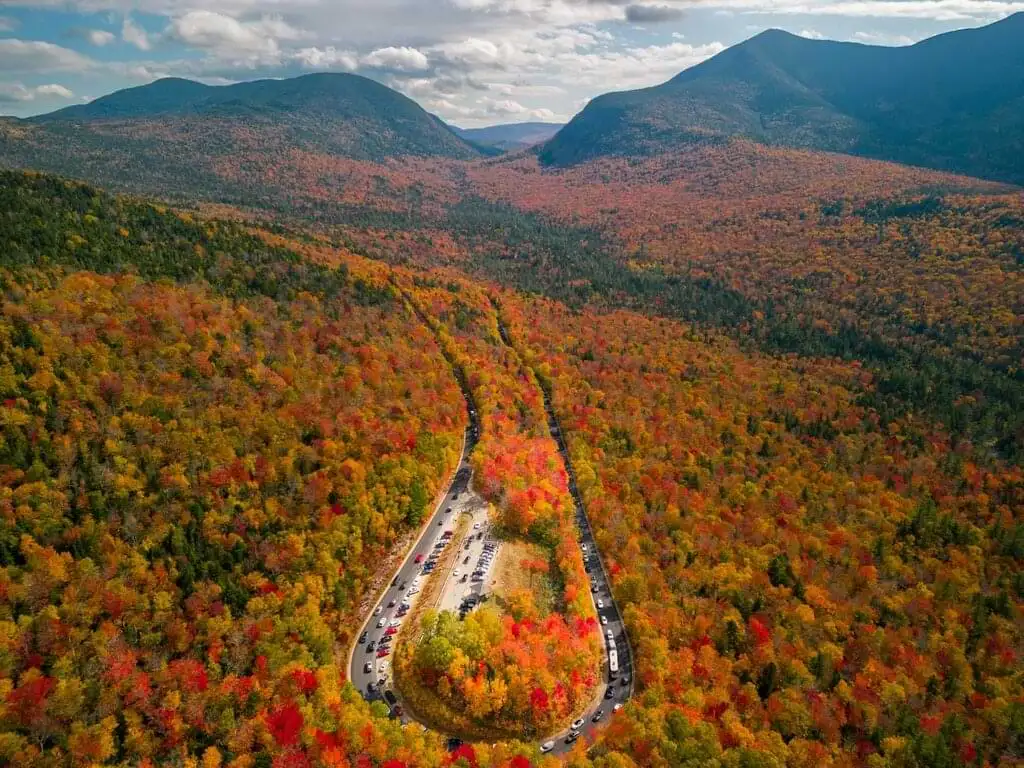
(0, 173), (480, 766)
(501, 292), (1023, 766)
(0, 149), (1020, 767)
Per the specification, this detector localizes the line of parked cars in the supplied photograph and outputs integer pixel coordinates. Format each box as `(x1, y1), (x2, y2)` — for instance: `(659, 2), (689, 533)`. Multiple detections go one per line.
(470, 535), (498, 582)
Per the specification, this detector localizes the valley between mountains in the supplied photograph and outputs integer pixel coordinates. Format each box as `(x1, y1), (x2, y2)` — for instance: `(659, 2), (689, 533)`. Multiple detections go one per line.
(0, 12), (1021, 768)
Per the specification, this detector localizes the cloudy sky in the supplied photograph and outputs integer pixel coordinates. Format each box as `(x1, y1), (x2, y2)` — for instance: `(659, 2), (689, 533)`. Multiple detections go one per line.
(0, 0), (1020, 126)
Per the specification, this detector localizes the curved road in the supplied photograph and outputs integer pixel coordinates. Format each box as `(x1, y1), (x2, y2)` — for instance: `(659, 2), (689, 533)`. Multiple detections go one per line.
(495, 314), (635, 755)
(348, 297), (633, 756)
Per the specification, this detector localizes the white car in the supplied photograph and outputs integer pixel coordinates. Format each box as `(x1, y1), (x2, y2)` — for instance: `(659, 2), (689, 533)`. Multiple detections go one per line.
(453, 570), (460, 577)
(540, 740), (555, 753)
(376, 618), (386, 628)
(601, 615), (609, 626)
(390, 619), (401, 628)
(571, 717), (585, 730)
(596, 599), (604, 609)
(473, 522), (481, 529)
(613, 703), (623, 713)
(606, 628), (613, 640)
(373, 606), (383, 615)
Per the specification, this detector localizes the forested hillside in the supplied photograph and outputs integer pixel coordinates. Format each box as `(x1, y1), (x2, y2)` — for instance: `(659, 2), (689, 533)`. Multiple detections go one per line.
(0, 152), (1020, 766)
(0, 172), (478, 766)
(501, 292), (1024, 767)
(539, 13), (1024, 185)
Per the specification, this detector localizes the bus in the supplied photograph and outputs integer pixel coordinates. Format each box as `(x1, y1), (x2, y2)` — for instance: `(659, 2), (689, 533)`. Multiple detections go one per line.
(609, 649), (619, 679)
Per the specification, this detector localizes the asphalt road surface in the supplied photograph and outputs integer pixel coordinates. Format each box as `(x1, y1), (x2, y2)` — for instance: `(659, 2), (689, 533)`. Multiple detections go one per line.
(349, 307), (634, 756)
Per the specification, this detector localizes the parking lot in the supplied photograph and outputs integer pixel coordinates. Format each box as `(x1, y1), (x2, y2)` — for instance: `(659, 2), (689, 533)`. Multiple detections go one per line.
(436, 493), (497, 615)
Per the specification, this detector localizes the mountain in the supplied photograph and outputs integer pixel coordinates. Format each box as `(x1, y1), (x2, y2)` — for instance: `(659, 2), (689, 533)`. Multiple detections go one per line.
(31, 73), (480, 161)
(454, 122), (563, 151)
(540, 13), (1024, 184)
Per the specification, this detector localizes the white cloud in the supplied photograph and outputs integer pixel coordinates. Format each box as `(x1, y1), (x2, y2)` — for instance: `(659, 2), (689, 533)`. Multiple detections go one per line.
(122, 17), (152, 51)
(87, 29), (116, 46)
(362, 45), (430, 72)
(851, 30), (918, 44)
(0, 39), (94, 73)
(293, 46), (358, 70)
(0, 81), (74, 103)
(168, 10), (305, 58)
(798, 28), (827, 38)
(0, 16), (17, 32)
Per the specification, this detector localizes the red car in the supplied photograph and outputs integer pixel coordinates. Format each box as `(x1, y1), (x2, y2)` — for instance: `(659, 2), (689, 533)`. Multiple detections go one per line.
(414, 554), (424, 564)
(376, 648), (390, 658)
(385, 627), (398, 636)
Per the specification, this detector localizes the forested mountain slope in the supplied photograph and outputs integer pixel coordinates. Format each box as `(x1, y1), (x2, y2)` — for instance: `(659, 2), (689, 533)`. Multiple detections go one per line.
(454, 122), (563, 151)
(0, 73), (479, 203)
(0, 169), (1020, 767)
(539, 13), (1024, 184)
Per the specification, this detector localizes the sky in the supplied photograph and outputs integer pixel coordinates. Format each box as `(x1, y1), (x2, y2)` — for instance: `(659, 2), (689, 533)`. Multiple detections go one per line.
(0, 0), (1020, 126)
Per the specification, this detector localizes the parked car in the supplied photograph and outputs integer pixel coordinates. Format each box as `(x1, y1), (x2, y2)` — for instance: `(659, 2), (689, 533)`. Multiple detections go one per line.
(604, 687), (615, 700)
(387, 599), (396, 608)
(376, 618), (385, 628)
(377, 648), (390, 658)
(565, 730), (580, 744)
(461, 574), (468, 582)
(414, 554), (424, 564)
(366, 641), (376, 652)
(373, 606), (383, 615)
(597, 599), (604, 609)
(571, 717), (585, 730)
(601, 615), (608, 625)
(385, 627), (398, 636)
(363, 662), (372, 674)
(464, 556), (470, 564)
(540, 740), (555, 753)
(358, 631), (368, 644)
(613, 703), (623, 712)
(592, 709), (604, 723)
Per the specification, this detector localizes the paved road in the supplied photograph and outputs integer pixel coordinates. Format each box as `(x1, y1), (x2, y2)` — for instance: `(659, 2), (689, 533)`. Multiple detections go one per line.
(494, 315), (635, 756)
(349, 295), (633, 755)
(347, 323), (480, 718)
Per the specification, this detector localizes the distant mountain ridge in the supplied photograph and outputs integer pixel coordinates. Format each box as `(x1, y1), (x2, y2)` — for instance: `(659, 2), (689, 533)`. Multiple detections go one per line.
(540, 13), (1024, 185)
(31, 73), (480, 162)
(454, 122), (563, 151)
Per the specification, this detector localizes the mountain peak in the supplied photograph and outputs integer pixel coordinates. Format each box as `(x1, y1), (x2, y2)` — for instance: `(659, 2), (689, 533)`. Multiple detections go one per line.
(30, 72), (479, 162)
(541, 14), (1024, 185)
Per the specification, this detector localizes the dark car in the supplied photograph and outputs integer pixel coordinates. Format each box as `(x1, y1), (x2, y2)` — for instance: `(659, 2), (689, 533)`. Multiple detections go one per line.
(366, 641), (376, 652)
(592, 709), (604, 723)
(358, 631), (368, 644)
(565, 730), (580, 744)
(384, 690), (397, 706)
(604, 686), (615, 699)
(387, 599), (396, 608)
(461, 574), (468, 582)
(463, 556), (470, 564)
